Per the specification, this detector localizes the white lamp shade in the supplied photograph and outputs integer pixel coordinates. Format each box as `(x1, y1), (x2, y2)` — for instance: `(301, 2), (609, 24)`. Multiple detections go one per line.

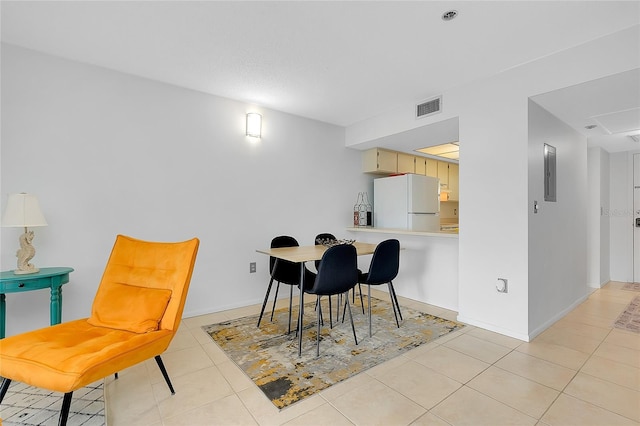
(246, 113), (262, 138)
(1, 193), (48, 227)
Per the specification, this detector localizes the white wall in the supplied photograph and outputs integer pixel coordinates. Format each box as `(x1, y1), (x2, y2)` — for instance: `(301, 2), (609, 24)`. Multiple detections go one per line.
(609, 151), (639, 281)
(587, 147), (611, 288)
(0, 44), (373, 336)
(346, 25), (639, 340)
(527, 100), (588, 337)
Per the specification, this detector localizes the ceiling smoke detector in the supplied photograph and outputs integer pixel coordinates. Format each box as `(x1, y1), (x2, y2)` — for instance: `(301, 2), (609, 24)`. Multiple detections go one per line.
(442, 10), (458, 21)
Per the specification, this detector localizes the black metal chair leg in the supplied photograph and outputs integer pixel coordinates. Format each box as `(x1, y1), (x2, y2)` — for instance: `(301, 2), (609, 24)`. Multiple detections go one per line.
(58, 391), (73, 426)
(287, 285), (293, 334)
(387, 283), (400, 328)
(389, 281), (403, 321)
(270, 282), (281, 321)
(0, 378), (11, 403)
(257, 277), (275, 327)
(357, 283), (365, 314)
(328, 295), (333, 328)
(316, 296), (322, 357)
(345, 294), (358, 345)
(155, 355), (175, 394)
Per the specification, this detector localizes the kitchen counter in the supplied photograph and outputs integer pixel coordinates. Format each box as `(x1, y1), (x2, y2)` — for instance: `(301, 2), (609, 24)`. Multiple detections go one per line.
(345, 226), (459, 311)
(346, 227), (458, 238)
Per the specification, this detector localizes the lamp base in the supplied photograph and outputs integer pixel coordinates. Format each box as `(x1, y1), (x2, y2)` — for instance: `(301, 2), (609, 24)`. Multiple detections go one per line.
(14, 267), (39, 275)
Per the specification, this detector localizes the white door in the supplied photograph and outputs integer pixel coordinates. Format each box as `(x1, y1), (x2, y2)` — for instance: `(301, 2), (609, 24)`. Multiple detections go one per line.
(634, 154), (640, 282)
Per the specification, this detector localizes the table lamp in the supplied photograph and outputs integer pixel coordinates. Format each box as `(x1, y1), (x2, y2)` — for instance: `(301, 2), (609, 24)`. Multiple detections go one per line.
(1, 193), (48, 274)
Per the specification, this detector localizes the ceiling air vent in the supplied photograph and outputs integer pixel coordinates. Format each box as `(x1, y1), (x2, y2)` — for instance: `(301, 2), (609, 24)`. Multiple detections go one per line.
(416, 96), (442, 119)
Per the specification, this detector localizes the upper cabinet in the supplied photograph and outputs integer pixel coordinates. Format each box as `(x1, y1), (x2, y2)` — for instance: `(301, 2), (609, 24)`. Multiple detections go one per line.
(397, 153), (416, 174)
(363, 148), (458, 202)
(448, 163), (459, 201)
(425, 158), (438, 178)
(437, 161), (449, 188)
(362, 148), (398, 174)
(415, 156), (426, 175)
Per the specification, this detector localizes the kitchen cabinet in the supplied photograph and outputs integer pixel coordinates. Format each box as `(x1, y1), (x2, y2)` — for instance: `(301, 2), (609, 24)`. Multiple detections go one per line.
(362, 148), (397, 174)
(425, 158), (438, 178)
(448, 163), (459, 201)
(437, 161), (449, 188)
(397, 153), (415, 174)
(415, 157), (426, 175)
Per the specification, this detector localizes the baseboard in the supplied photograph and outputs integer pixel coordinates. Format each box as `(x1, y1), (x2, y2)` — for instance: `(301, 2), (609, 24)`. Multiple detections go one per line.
(455, 315), (530, 342)
(527, 292), (590, 340)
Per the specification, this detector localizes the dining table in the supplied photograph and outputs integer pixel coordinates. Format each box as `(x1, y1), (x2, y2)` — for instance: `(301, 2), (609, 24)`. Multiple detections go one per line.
(256, 241), (378, 356)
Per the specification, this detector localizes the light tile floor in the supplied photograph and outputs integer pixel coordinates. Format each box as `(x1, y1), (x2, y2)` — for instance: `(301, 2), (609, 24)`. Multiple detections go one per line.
(105, 282), (640, 425)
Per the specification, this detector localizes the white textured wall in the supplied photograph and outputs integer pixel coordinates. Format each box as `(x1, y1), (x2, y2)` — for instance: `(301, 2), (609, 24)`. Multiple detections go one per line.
(599, 149), (611, 286)
(346, 26), (639, 340)
(587, 147), (612, 288)
(0, 44), (373, 336)
(609, 151), (638, 282)
(527, 100), (588, 338)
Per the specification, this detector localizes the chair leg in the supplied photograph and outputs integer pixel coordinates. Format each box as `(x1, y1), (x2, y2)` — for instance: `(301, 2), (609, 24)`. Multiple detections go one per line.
(387, 283), (400, 328)
(270, 281), (281, 321)
(388, 281), (403, 322)
(356, 283), (365, 314)
(345, 293), (358, 345)
(287, 285), (293, 334)
(0, 378), (11, 403)
(58, 391), (73, 426)
(328, 295), (333, 328)
(368, 284), (373, 337)
(155, 355), (175, 395)
(257, 276), (275, 327)
(316, 295), (322, 357)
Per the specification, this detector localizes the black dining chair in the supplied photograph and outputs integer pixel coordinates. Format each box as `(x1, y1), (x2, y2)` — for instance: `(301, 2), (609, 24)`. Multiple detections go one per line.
(301, 244), (359, 356)
(257, 236), (315, 334)
(315, 233), (364, 317)
(358, 239), (402, 337)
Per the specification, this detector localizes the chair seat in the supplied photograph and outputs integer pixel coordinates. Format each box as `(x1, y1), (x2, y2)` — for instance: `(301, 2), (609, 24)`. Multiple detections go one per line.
(0, 318), (172, 393)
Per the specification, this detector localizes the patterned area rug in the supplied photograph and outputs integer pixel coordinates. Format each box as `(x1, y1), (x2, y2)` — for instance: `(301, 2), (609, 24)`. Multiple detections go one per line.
(203, 296), (464, 409)
(614, 295), (640, 333)
(622, 282), (640, 291)
(0, 381), (105, 426)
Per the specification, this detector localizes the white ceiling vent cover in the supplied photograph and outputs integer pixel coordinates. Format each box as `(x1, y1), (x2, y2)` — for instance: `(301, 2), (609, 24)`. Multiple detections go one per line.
(416, 96), (442, 119)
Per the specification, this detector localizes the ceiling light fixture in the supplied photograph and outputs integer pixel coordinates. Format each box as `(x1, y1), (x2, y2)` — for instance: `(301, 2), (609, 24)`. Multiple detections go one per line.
(442, 10), (458, 21)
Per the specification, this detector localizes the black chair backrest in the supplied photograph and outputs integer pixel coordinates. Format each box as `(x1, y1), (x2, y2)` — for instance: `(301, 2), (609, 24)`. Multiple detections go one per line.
(309, 244), (357, 296)
(314, 233), (336, 269)
(365, 239), (400, 285)
(269, 236), (301, 285)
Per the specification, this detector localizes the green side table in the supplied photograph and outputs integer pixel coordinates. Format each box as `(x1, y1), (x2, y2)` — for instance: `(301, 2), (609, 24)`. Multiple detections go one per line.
(0, 267), (74, 338)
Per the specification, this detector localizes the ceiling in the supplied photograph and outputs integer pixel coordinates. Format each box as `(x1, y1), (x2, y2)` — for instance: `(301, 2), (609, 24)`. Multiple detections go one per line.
(1, 1), (639, 152)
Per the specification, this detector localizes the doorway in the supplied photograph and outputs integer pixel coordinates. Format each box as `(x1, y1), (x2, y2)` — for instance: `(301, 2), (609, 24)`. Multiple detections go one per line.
(635, 153), (640, 283)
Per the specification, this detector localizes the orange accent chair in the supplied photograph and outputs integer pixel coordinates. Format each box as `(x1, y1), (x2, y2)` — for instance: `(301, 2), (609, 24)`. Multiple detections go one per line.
(0, 235), (199, 426)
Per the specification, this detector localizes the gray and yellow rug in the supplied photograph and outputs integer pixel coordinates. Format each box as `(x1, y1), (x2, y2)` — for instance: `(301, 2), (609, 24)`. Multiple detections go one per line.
(203, 295), (464, 409)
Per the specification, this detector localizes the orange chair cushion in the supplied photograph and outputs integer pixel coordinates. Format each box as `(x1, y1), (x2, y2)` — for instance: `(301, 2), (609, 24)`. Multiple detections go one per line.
(0, 319), (173, 393)
(88, 282), (172, 333)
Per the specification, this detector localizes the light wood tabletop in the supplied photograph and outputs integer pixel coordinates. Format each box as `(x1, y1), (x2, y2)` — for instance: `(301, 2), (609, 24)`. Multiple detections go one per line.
(256, 241), (378, 263)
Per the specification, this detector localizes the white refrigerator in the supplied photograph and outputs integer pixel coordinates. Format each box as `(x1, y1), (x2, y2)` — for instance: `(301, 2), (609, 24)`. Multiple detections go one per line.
(373, 174), (440, 232)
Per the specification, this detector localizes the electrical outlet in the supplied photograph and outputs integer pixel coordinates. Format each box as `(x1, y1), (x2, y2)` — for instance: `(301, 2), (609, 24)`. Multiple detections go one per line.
(249, 262), (256, 273)
(497, 278), (508, 293)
